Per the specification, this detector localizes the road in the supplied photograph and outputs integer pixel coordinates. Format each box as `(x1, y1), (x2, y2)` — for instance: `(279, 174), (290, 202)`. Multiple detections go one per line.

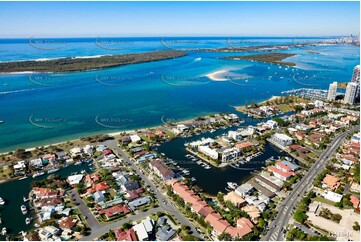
(262, 127), (359, 241)
(79, 207), (163, 240)
(69, 189), (102, 229)
(103, 140), (202, 237)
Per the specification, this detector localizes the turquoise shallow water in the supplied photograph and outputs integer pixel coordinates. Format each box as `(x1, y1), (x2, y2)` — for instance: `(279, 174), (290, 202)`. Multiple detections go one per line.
(0, 37), (359, 152)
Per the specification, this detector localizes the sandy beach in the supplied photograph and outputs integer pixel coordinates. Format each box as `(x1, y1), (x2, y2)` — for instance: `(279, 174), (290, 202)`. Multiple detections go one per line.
(205, 69), (229, 81)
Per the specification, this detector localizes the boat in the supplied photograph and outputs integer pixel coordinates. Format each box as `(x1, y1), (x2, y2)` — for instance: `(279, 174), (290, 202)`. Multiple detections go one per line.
(25, 218), (31, 225)
(1, 227), (6, 236)
(191, 177), (197, 182)
(0, 121), (3, 125)
(21, 205), (27, 215)
(80, 170), (86, 174)
(227, 182), (237, 189)
(23, 196), (29, 202)
(204, 166), (211, 170)
(47, 168), (59, 174)
(32, 172), (45, 178)
(18, 176), (28, 180)
(74, 161), (82, 165)
(0, 198), (4, 205)
(0, 216), (2, 224)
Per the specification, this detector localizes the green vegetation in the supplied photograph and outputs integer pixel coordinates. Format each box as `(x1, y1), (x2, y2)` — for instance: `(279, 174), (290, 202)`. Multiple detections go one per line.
(319, 208), (342, 223)
(225, 53), (296, 66)
(287, 227), (329, 241)
(293, 192), (315, 223)
(0, 50), (187, 73)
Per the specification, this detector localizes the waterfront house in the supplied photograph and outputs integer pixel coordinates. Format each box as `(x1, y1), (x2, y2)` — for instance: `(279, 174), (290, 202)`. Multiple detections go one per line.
(149, 159), (175, 181)
(270, 133), (293, 148)
(34, 187), (59, 199)
(235, 184), (254, 197)
(83, 145), (94, 155)
(43, 154), (56, 164)
(114, 228), (137, 241)
(13, 160), (26, 172)
(70, 147), (82, 157)
(267, 166), (295, 181)
(255, 175), (282, 193)
(221, 147), (242, 163)
(224, 191), (246, 207)
(30, 158), (43, 168)
(85, 173), (100, 187)
(235, 142), (254, 150)
(67, 174), (84, 186)
(198, 145), (219, 160)
(55, 151), (70, 160)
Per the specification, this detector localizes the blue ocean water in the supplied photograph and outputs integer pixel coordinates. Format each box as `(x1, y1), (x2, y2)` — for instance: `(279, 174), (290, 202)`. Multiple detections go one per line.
(0, 37), (359, 152)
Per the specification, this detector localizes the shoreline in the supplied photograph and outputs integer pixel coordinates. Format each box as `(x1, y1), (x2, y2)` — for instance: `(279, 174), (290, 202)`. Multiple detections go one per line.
(234, 95), (282, 112)
(0, 94), (280, 155)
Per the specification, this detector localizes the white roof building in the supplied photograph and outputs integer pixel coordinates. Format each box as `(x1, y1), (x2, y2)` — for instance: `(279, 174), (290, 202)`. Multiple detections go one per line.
(130, 134), (141, 143)
(67, 174), (84, 185)
(323, 190), (343, 203)
(70, 147), (82, 157)
(133, 217), (154, 241)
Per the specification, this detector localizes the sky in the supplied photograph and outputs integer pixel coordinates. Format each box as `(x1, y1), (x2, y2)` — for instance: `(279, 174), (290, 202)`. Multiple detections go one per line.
(0, 1), (359, 38)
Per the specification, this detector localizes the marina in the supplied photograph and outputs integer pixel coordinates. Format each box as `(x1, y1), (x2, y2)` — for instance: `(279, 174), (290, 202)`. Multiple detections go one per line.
(0, 163), (93, 239)
(158, 122), (290, 195)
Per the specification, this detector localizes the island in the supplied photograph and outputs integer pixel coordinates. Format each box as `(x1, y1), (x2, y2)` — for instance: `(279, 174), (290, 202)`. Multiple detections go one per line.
(0, 50), (187, 73)
(224, 52), (296, 66)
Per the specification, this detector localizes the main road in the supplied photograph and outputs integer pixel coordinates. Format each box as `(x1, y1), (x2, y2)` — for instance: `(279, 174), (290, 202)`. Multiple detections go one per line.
(79, 139), (202, 240)
(262, 126), (359, 241)
(103, 140), (202, 237)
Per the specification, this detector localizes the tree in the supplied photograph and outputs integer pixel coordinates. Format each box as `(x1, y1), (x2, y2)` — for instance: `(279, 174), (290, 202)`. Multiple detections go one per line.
(251, 99), (255, 108)
(218, 232), (232, 241)
(14, 148), (30, 159)
(353, 222), (360, 231)
(294, 210), (308, 223)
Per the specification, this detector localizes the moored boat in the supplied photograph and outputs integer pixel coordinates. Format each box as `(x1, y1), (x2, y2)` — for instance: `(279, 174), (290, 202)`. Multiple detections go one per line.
(47, 168), (60, 174)
(21, 205), (27, 215)
(32, 172), (45, 178)
(0, 197), (5, 205)
(25, 218), (31, 225)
